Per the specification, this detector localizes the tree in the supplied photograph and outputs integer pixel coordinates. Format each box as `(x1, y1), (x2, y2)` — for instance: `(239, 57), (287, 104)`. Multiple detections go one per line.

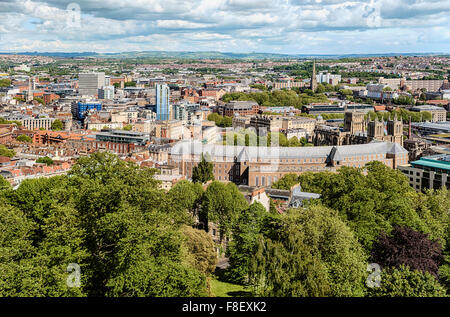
(367, 265), (446, 297)
(124, 81), (136, 87)
(300, 137), (308, 146)
(0, 152), (212, 297)
(339, 89), (353, 96)
(298, 161), (447, 251)
(249, 205), (367, 297)
(316, 84), (325, 94)
(181, 225), (217, 276)
(0, 176), (11, 192)
(219, 116), (232, 128)
(16, 135), (32, 143)
(123, 124), (132, 131)
(0, 79), (11, 87)
(288, 136), (300, 147)
(51, 119), (63, 131)
(201, 181), (249, 238)
(36, 156), (54, 166)
(267, 132), (288, 147)
(371, 226), (444, 278)
(226, 202), (268, 284)
(0, 197), (87, 297)
(67, 152), (208, 296)
(0, 145), (15, 158)
(271, 173), (299, 190)
(192, 154), (214, 184)
(34, 97), (44, 105)
(168, 180), (204, 221)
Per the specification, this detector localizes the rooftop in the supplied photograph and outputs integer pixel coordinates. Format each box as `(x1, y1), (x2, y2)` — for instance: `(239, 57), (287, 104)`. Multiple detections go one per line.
(411, 154), (450, 172)
(170, 140), (407, 161)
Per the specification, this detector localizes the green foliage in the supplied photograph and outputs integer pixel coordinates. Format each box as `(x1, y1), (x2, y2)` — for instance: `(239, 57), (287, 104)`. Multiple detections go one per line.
(0, 79), (11, 87)
(0, 145), (15, 158)
(288, 136), (300, 147)
(207, 113), (232, 127)
(36, 156), (54, 166)
(168, 180), (204, 222)
(298, 162), (450, 252)
(393, 95), (415, 106)
(192, 154), (214, 184)
(16, 135), (32, 143)
(249, 205), (367, 297)
(124, 81), (136, 87)
(0, 176), (11, 192)
(123, 124), (132, 131)
(315, 84), (326, 93)
(0, 152), (212, 297)
(271, 173), (299, 190)
(201, 181), (249, 238)
(368, 265), (447, 297)
(34, 97), (45, 105)
(223, 130), (307, 148)
(51, 119), (63, 131)
(181, 225), (217, 276)
(0, 118), (22, 126)
(226, 203), (269, 284)
(221, 89), (329, 108)
(339, 89), (353, 96)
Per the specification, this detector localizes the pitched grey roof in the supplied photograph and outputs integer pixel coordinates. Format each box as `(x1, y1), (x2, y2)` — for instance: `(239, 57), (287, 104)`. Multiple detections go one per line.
(169, 140), (407, 161)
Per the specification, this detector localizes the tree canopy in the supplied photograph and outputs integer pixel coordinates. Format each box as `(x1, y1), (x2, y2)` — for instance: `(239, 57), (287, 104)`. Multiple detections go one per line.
(248, 205), (367, 297)
(51, 119), (64, 131)
(192, 154), (214, 184)
(0, 152), (214, 297)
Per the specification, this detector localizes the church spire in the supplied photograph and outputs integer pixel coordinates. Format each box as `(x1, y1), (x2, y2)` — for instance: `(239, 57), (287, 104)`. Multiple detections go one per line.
(310, 60), (317, 92)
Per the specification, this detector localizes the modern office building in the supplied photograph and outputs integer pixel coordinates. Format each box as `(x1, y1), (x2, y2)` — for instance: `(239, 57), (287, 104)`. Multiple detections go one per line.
(156, 84), (171, 121)
(398, 154), (450, 191)
(72, 101), (102, 120)
(95, 130), (149, 146)
(99, 86), (115, 100)
(78, 73), (105, 96)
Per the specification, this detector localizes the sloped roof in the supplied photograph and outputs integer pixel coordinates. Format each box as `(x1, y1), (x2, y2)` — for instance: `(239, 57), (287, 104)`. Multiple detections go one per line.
(169, 140), (407, 161)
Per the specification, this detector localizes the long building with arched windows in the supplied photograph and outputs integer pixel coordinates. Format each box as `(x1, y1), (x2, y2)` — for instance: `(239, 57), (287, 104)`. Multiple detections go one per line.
(167, 140), (409, 187)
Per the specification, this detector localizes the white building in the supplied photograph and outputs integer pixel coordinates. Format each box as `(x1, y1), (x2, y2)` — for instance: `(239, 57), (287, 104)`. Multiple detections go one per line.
(99, 86), (115, 100)
(316, 73), (341, 85)
(79, 73), (105, 96)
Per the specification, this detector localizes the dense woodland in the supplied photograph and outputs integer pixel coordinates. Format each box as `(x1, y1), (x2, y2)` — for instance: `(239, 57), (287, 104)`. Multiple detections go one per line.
(0, 153), (448, 297)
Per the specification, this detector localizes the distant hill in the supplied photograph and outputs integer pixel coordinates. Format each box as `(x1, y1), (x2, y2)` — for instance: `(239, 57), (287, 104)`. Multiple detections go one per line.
(0, 51), (447, 60)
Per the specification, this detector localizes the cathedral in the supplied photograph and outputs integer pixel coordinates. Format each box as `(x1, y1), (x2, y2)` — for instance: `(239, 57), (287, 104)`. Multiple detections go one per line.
(313, 111), (404, 146)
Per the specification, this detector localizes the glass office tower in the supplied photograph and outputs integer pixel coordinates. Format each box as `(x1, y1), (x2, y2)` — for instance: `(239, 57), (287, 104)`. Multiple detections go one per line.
(156, 84), (170, 121)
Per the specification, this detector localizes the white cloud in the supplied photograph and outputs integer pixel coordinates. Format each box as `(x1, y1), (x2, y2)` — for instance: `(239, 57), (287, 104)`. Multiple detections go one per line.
(0, 0), (448, 53)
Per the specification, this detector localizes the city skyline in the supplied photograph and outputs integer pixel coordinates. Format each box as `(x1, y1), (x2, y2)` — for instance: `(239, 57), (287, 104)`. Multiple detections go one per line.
(0, 0), (449, 55)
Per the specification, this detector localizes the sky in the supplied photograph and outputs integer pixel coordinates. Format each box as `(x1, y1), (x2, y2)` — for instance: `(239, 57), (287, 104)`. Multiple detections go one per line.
(0, 0), (449, 55)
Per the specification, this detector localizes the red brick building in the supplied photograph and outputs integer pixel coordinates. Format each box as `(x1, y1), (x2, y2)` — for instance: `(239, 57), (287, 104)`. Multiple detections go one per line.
(221, 101), (260, 117)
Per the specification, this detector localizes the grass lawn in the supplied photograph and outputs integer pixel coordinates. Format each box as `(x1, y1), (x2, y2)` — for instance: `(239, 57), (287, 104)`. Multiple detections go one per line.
(210, 278), (252, 297)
